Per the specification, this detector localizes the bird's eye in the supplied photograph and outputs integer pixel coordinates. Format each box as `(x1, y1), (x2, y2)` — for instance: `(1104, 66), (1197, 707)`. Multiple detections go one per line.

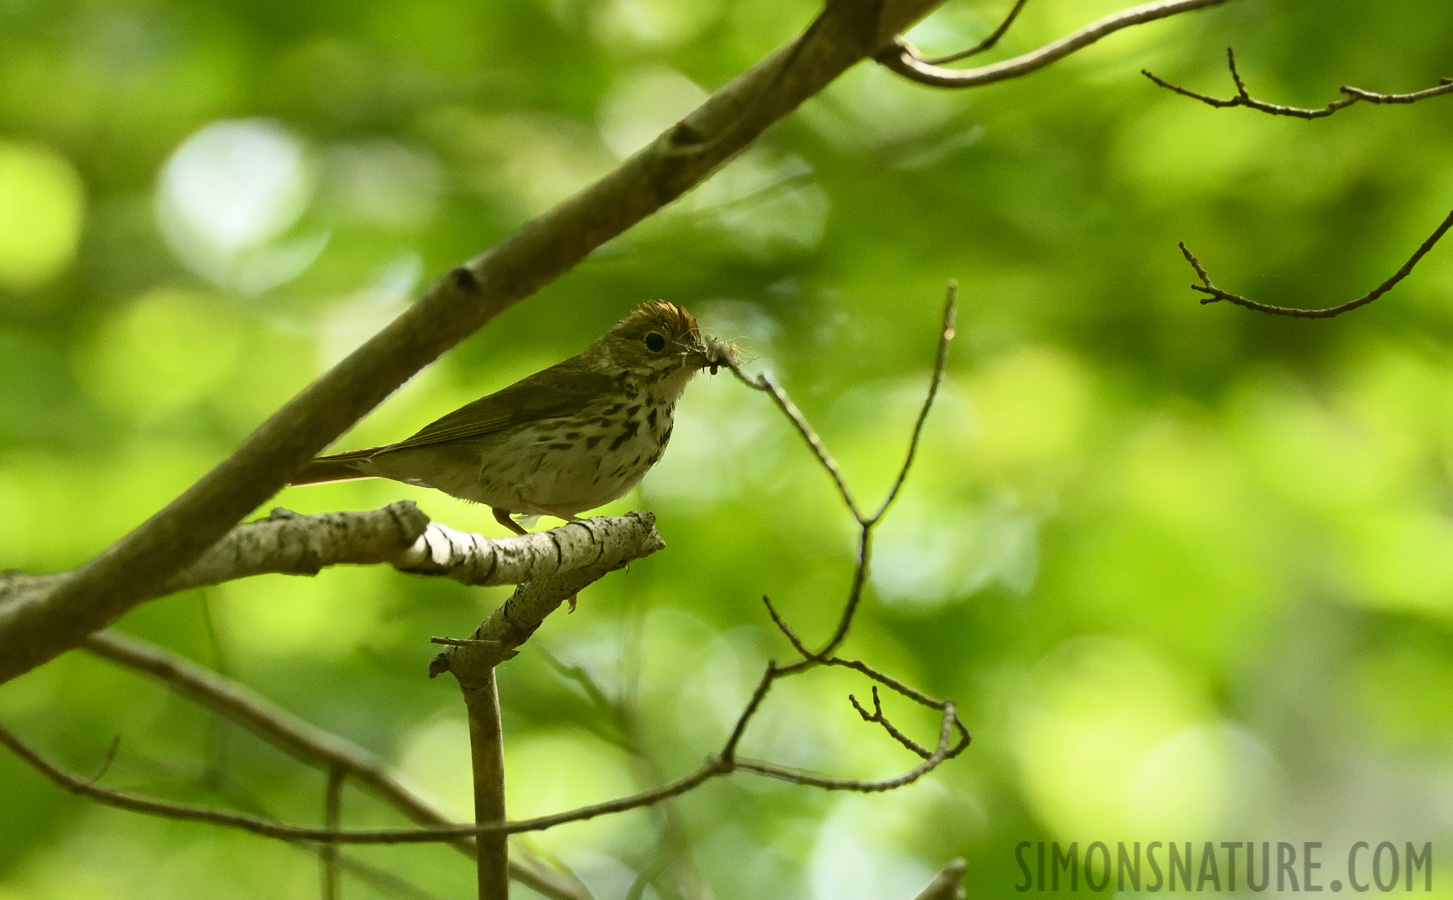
(644, 332), (667, 352)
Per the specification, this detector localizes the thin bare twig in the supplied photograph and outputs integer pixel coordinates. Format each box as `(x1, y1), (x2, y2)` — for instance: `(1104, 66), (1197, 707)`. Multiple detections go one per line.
(1144, 46), (1453, 118)
(1, 718), (730, 843)
(871, 283), (957, 525)
(918, 0), (1029, 65)
(914, 860), (968, 900)
(813, 528), (874, 660)
(760, 595), (811, 659)
(878, 0), (1230, 89)
(719, 665), (781, 764)
(850, 686), (933, 759)
(735, 701), (962, 793)
(1178, 206), (1453, 318)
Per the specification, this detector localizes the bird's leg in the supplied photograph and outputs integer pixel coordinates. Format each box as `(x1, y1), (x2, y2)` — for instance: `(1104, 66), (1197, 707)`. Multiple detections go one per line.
(535, 505), (584, 524)
(492, 507), (529, 536)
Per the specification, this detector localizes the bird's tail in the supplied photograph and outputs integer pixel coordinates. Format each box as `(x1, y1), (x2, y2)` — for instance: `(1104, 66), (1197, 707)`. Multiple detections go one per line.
(290, 449), (378, 487)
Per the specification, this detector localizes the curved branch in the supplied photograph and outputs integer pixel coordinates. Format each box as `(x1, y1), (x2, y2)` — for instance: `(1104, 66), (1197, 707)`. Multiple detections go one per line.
(917, 0), (1028, 65)
(878, 0), (1229, 89)
(735, 699), (966, 792)
(1179, 206), (1453, 318)
(0, 719), (730, 844)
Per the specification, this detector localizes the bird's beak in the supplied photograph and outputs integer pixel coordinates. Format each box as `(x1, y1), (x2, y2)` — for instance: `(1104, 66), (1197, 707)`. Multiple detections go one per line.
(700, 337), (739, 375)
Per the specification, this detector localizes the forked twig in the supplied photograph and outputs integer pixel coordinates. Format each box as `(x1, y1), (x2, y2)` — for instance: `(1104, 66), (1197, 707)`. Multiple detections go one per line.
(712, 284), (970, 786)
(1144, 46), (1453, 119)
(851, 686), (933, 759)
(1176, 209), (1453, 319)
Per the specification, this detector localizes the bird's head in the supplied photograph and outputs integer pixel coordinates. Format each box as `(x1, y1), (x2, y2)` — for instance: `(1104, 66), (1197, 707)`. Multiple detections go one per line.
(588, 301), (712, 377)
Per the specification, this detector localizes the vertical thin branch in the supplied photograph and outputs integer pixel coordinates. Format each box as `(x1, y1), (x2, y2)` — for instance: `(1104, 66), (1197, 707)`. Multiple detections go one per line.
(321, 764), (346, 900)
(464, 673), (509, 900)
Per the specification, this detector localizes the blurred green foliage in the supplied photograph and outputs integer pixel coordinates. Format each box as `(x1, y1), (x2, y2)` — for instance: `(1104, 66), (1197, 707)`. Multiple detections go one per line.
(3, 0), (1453, 897)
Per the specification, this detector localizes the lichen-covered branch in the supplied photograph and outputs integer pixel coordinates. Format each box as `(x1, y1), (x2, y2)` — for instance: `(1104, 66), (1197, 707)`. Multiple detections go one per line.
(0, 506), (662, 640)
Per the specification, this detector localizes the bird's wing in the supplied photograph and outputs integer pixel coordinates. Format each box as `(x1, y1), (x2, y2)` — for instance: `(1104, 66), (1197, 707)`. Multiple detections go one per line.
(382, 361), (613, 451)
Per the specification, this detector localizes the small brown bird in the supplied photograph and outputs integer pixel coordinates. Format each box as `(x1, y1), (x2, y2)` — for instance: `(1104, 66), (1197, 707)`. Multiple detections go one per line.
(291, 301), (726, 534)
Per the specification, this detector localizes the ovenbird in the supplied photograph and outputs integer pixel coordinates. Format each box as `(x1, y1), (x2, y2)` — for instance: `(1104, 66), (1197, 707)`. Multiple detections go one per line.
(291, 301), (730, 535)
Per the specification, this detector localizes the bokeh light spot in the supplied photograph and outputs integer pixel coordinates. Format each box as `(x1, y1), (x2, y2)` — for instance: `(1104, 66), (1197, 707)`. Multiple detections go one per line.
(0, 141), (85, 292)
(155, 119), (319, 290)
(1015, 638), (1230, 841)
(598, 66), (708, 160)
(78, 288), (243, 417)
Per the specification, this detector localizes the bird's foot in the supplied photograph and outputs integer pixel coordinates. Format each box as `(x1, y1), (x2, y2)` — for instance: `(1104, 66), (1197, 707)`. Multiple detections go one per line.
(492, 507), (529, 536)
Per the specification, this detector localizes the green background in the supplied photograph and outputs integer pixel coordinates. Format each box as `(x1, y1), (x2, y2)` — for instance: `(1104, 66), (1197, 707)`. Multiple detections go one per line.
(3, 0), (1452, 896)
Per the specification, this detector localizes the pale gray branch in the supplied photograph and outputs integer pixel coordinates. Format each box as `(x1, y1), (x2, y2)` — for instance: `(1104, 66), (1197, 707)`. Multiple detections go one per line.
(429, 515), (664, 677)
(1, 507), (662, 647)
